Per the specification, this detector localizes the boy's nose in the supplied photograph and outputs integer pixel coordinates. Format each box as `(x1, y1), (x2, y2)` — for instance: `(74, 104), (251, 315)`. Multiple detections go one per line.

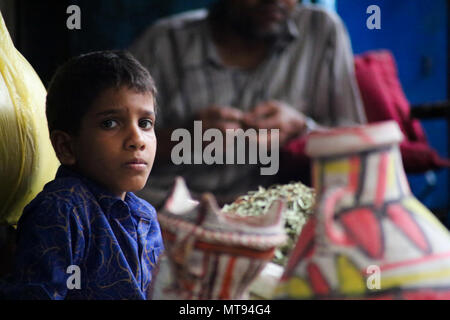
(125, 125), (146, 150)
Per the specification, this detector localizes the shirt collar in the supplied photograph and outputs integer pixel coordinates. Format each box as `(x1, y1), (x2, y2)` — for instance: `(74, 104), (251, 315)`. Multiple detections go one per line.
(125, 192), (156, 220)
(56, 165), (154, 221)
(285, 16), (300, 42)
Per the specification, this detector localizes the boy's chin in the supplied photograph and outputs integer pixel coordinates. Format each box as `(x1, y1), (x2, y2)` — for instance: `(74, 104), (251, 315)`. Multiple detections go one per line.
(126, 180), (147, 192)
(124, 183), (146, 193)
(122, 175), (149, 191)
(128, 187), (145, 194)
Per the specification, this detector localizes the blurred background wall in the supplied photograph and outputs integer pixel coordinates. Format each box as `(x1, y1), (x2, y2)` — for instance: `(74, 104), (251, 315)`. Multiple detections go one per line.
(0, 0), (448, 224)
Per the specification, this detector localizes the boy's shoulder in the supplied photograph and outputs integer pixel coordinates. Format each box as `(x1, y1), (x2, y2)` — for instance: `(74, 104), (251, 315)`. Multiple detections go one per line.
(21, 174), (94, 224)
(33, 174), (93, 206)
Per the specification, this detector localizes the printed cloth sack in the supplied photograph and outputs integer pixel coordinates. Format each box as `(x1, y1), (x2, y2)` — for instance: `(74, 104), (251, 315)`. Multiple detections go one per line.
(149, 178), (286, 300)
(275, 121), (450, 299)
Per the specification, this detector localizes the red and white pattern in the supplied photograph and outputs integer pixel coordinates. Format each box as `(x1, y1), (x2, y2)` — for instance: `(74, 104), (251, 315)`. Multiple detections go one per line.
(276, 121), (450, 300)
(149, 178), (286, 300)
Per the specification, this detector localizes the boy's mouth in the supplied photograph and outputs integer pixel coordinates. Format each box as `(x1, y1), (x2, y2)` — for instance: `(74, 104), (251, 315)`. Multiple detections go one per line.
(123, 158), (148, 171)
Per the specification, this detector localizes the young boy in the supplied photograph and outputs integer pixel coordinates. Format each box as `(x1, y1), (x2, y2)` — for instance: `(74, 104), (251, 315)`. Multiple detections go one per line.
(0, 51), (164, 299)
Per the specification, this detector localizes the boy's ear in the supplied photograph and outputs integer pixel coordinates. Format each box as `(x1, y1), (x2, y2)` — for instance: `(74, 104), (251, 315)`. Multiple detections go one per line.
(50, 130), (77, 166)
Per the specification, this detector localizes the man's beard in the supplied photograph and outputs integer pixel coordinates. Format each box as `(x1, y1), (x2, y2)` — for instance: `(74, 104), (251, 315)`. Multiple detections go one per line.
(209, 1), (291, 42)
(231, 18), (288, 41)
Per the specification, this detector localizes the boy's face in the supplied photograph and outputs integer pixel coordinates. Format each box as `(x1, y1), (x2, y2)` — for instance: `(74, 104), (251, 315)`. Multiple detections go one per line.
(72, 86), (156, 199)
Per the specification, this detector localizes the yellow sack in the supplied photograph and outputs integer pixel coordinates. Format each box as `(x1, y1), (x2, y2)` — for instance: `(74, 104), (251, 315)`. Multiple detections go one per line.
(0, 12), (59, 225)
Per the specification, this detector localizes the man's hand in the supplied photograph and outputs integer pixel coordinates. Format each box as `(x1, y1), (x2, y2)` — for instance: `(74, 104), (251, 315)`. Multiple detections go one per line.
(196, 105), (244, 133)
(242, 100), (307, 147)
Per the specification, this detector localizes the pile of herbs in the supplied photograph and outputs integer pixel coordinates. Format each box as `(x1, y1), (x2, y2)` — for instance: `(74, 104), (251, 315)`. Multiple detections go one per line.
(222, 181), (315, 266)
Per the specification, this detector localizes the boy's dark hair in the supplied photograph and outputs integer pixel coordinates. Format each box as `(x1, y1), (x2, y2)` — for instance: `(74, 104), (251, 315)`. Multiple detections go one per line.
(46, 50), (156, 135)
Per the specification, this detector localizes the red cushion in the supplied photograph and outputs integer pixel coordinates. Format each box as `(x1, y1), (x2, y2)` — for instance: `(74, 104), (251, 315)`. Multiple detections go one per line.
(354, 50), (449, 172)
(281, 50), (449, 174)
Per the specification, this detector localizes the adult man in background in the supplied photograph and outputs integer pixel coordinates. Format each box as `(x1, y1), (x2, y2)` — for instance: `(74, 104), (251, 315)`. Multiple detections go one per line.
(130, 0), (366, 207)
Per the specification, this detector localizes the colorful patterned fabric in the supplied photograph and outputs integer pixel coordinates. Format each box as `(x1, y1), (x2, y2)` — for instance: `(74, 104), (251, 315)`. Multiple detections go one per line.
(0, 166), (164, 300)
(275, 121), (450, 299)
(149, 178), (286, 300)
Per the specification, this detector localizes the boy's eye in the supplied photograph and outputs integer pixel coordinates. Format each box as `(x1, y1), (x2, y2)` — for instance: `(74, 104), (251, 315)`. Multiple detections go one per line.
(101, 119), (118, 129)
(139, 119), (153, 129)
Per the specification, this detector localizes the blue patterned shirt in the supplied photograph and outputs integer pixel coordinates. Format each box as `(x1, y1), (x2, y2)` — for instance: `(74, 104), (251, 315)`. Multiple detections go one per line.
(0, 166), (164, 300)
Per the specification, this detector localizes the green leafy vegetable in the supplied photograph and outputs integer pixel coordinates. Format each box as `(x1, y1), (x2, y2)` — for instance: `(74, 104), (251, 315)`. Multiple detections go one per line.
(222, 181), (315, 266)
